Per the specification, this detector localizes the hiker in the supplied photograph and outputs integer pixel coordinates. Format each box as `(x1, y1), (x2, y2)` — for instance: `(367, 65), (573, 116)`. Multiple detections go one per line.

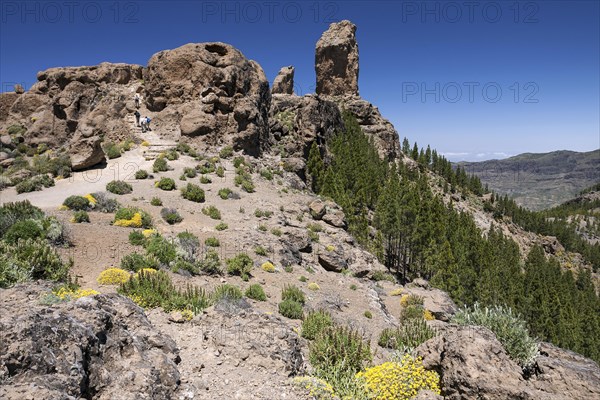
(145, 116), (152, 131)
(134, 93), (141, 109)
(134, 110), (140, 127)
(140, 116), (148, 132)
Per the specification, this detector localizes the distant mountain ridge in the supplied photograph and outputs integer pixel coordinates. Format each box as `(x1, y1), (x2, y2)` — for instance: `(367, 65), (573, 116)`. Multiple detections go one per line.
(458, 149), (600, 211)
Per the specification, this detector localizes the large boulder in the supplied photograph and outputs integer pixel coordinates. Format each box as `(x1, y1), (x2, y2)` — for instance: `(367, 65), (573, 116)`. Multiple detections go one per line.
(272, 66), (295, 95)
(417, 325), (534, 399)
(70, 135), (105, 170)
(315, 20), (359, 96)
(416, 325), (600, 399)
(0, 283), (181, 400)
(144, 42), (271, 155)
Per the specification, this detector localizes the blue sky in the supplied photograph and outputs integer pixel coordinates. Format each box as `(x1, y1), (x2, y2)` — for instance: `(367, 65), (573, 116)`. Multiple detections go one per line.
(1, 0), (598, 161)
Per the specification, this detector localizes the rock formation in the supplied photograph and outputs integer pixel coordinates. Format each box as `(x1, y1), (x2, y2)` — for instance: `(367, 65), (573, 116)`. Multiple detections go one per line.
(0, 63), (143, 170)
(0, 283), (181, 400)
(144, 42), (271, 156)
(416, 325), (600, 399)
(315, 20), (359, 96)
(272, 66), (295, 95)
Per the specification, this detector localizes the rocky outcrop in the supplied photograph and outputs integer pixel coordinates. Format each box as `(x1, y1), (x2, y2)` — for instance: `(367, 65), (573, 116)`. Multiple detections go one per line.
(0, 283), (181, 400)
(309, 199), (346, 229)
(144, 42), (271, 156)
(416, 325), (600, 400)
(272, 66), (295, 95)
(402, 285), (458, 322)
(269, 94), (343, 178)
(315, 20), (359, 96)
(0, 63), (142, 169)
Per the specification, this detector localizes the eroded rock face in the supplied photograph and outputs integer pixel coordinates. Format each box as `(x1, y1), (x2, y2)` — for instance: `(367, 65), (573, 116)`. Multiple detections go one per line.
(315, 20), (359, 96)
(0, 283), (180, 400)
(416, 325), (600, 400)
(144, 42), (271, 156)
(0, 63), (142, 169)
(272, 66), (295, 95)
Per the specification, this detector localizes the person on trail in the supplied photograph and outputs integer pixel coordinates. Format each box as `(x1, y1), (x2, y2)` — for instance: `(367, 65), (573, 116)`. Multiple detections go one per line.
(134, 110), (140, 127)
(134, 93), (141, 109)
(140, 116), (148, 132)
(145, 116), (152, 131)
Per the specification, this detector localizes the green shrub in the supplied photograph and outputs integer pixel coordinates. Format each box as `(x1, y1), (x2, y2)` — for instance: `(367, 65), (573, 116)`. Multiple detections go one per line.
(254, 245), (268, 256)
(161, 208), (183, 224)
(150, 197), (162, 206)
(30, 153), (72, 177)
(271, 227), (282, 237)
(4, 219), (44, 244)
(218, 188), (232, 200)
(216, 166), (225, 177)
(226, 253), (253, 281)
(279, 299), (304, 319)
(307, 223), (323, 233)
(378, 319), (436, 351)
(172, 258), (199, 275)
(200, 175), (212, 184)
(164, 149), (179, 161)
(0, 201), (44, 236)
(118, 270), (209, 314)
(103, 142), (122, 159)
(120, 252), (159, 272)
(0, 238), (71, 287)
(215, 222), (228, 231)
(245, 284), (267, 301)
(350, 284), (358, 291)
(156, 177), (176, 191)
(7, 124), (26, 136)
(15, 175), (54, 193)
(212, 283), (243, 302)
(258, 224), (268, 232)
(452, 303), (539, 368)
(63, 195), (90, 211)
(72, 210), (90, 223)
(180, 183), (205, 202)
(299, 276), (307, 282)
(175, 231), (199, 261)
(254, 209), (273, 218)
(241, 180), (255, 193)
(198, 250), (222, 275)
(152, 157), (168, 173)
(106, 180), (133, 195)
(202, 206), (221, 220)
(204, 237), (220, 247)
(128, 230), (146, 246)
(372, 271), (395, 282)
(135, 169), (149, 179)
(91, 192), (119, 213)
(233, 156), (245, 168)
(282, 284), (305, 304)
(364, 311), (372, 319)
(260, 169), (273, 180)
(302, 310), (334, 340)
(183, 167), (197, 178)
(145, 235), (177, 265)
(219, 146), (234, 158)
(309, 325), (372, 376)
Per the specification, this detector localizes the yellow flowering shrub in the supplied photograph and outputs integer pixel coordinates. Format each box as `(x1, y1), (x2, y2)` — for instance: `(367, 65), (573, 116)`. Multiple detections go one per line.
(181, 309), (194, 321)
(142, 228), (158, 238)
(292, 376), (335, 400)
(357, 355), (441, 400)
(308, 282), (320, 291)
(400, 294), (409, 307)
(114, 212), (143, 228)
(261, 262), (276, 273)
(84, 194), (97, 205)
(56, 287), (100, 300)
(97, 268), (131, 285)
(141, 141), (150, 147)
(390, 288), (404, 296)
(58, 205), (69, 211)
(423, 310), (435, 321)
(127, 294), (151, 308)
(326, 245), (335, 252)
